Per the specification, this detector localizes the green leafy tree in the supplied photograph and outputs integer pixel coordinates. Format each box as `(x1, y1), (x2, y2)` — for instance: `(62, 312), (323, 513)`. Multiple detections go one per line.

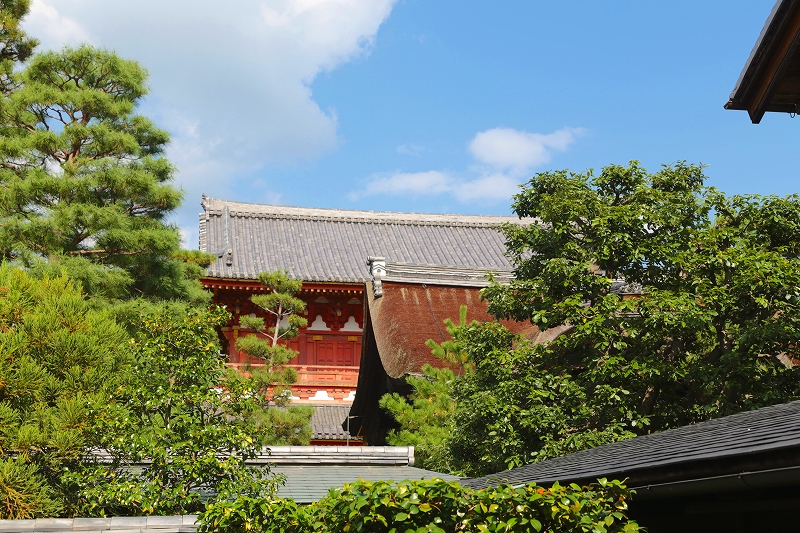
(67, 305), (281, 516)
(447, 323), (638, 476)
(445, 161), (800, 476)
(0, 43), (209, 302)
(235, 271), (312, 445)
(0, 264), (129, 518)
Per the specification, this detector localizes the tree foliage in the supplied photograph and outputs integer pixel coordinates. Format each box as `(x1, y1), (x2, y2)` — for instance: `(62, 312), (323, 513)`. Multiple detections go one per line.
(425, 305), (475, 376)
(199, 477), (640, 533)
(235, 270), (312, 445)
(0, 264), (129, 518)
(0, 42), (210, 302)
(445, 162), (800, 475)
(380, 365), (458, 473)
(0, 0), (37, 95)
(447, 323), (639, 476)
(0, 8), (285, 519)
(66, 305), (280, 516)
(237, 271), (308, 373)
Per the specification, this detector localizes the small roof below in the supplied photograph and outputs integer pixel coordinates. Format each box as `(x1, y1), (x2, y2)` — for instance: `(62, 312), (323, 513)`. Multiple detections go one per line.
(273, 465), (459, 503)
(199, 196), (529, 282)
(250, 445), (415, 466)
(725, 0), (800, 123)
(462, 400), (800, 491)
(311, 404), (355, 441)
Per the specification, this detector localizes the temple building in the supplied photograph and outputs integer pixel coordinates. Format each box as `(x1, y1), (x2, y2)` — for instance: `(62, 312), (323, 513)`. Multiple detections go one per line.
(198, 196), (525, 405)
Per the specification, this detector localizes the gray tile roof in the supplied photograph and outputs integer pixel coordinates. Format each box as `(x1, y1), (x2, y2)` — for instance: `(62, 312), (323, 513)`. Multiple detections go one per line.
(199, 196), (528, 281)
(311, 404), (356, 440)
(462, 400), (800, 489)
(272, 465), (460, 503)
(87, 446), (414, 466)
(249, 446), (415, 466)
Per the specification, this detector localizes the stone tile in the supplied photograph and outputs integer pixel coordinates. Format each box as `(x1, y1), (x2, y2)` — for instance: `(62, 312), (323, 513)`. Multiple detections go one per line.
(71, 518), (110, 531)
(0, 520), (35, 532)
(109, 516), (147, 528)
(31, 519), (73, 531)
(145, 516), (182, 527)
(180, 516), (197, 527)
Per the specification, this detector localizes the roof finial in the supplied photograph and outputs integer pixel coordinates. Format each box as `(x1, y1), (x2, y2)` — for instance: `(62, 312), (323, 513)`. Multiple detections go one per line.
(366, 256), (386, 298)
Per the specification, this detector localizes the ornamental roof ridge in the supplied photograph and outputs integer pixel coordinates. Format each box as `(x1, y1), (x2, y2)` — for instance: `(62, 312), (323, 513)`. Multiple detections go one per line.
(200, 195), (528, 227)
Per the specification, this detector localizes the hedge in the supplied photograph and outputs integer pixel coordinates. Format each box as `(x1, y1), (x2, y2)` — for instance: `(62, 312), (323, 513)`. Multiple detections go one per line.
(198, 478), (640, 533)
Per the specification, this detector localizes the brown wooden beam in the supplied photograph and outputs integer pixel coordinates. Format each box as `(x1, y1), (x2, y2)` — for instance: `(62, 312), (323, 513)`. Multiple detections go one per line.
(748, 4), (800, 123)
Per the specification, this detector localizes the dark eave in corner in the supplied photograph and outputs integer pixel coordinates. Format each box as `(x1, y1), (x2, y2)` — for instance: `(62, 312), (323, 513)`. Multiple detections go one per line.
(725, 0), (800, 123)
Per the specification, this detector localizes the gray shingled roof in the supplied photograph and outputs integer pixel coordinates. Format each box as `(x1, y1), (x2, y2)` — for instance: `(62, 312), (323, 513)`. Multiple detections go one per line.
(199, 196), (527, 282)
(462, 400), (800, 489)
(273, 465), (460, 503)
(311, 404), (356, 440)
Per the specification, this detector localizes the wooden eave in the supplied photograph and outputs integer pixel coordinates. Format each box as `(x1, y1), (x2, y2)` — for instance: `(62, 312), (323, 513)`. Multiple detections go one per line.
(725, 0), (800, 123)
(200, 277), (363, 293)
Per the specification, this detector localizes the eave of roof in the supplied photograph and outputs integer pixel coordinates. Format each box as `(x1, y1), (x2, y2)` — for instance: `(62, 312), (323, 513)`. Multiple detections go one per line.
(725, 0), (800, 123)
(462, 400), (800, 491)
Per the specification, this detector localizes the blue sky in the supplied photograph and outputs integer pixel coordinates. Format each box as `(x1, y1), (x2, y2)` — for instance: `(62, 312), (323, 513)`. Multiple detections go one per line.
(24, 1), (796, 247)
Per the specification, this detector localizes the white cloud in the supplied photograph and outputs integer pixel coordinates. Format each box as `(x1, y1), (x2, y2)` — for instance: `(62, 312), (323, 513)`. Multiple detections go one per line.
(351, 170), (519, 203)
(23, 0), (398, 248)
(451, 173), (520, 202)
(351, 170), (451, 199)
(354, 126), (583, 203)
(26, 0), (89, 44)
(469, 127), (583, 176)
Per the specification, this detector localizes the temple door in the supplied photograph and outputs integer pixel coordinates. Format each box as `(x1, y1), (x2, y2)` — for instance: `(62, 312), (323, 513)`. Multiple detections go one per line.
(336, 341), (355, 366)
(314, 341), (335, 366)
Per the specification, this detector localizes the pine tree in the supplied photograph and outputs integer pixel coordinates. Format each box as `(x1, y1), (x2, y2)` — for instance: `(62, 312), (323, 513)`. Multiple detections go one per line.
(0, 0), (38, 95)
(235, 271), (312, 445)
(237, 270), (308, 376)
(0, 264), (129, 517)
(425, 304), (476, 376)
(0, 43), (210, 302)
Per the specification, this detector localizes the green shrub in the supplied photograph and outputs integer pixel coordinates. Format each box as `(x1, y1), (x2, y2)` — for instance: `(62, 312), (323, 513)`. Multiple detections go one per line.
(0, 458), (62, 519)
(0, 264), (129, 517)
(198, 478), (640, 533)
